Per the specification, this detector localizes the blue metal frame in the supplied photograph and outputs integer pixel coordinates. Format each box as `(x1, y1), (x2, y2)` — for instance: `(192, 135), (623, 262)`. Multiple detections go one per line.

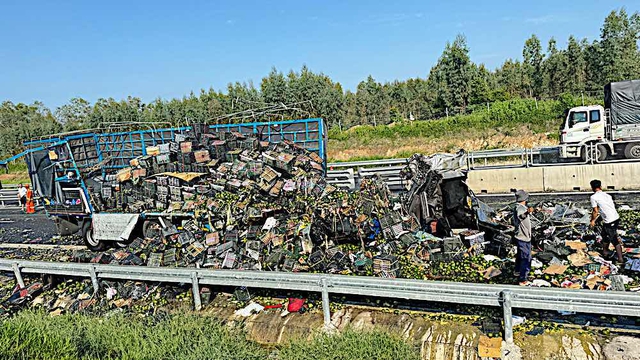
(5, 118), (326, 219)
(62, 141), (94, 214)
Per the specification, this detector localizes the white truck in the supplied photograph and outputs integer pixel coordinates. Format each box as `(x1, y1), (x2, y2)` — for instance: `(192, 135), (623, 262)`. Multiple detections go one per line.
(559, 80), (640, 161)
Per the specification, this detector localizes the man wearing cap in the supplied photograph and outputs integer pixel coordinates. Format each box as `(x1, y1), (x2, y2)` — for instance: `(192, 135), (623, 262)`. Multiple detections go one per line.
(513, 189), (534, 286)
(590, 179), (623, 264)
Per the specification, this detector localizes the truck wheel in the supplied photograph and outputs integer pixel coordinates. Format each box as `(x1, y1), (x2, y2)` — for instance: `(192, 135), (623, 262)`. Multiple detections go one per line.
(142, 220), (162, 239)
(580, 147), (592, 163)
(596, 145), (608, 162)
(82, 220), (106, 252)
(624, 143), (640, 159)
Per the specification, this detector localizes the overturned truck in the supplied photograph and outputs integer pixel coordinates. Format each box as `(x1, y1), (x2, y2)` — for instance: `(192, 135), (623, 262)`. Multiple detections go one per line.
(1, 119), (326, 248)
(401, 152), (513, 256)
(1, 118), (514, 273)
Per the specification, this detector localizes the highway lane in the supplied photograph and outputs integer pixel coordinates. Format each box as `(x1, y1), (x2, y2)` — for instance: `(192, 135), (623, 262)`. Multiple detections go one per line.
(0, 210), (81, 245)
(478, 191), (640, 209)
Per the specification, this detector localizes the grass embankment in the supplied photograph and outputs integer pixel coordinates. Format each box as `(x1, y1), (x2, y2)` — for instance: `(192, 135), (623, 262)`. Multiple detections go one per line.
(328, 97), (594, 162)
(0, 161), (29, 185)
(0, 310), (420, 360)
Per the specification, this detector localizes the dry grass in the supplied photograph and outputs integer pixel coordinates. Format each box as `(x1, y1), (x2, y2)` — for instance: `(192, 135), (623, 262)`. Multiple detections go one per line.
(328, 125), (557, 162)
(0, 172), (30, 185)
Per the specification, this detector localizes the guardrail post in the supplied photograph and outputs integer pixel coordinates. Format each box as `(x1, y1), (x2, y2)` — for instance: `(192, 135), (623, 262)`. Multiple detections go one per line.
(528, 148), (532, 166)
(191, 272), (202, 311)
(321, 278), (331, 329)
(89, 266), (100, 294)
(12, 263), (25, 289)
(501, 290), (513, 344)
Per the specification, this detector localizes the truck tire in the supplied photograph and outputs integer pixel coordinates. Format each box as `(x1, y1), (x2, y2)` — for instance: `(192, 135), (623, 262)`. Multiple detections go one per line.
(624, 143), (640, 159)
(596, 145), (608, 162)
(82, 220), (106, 252)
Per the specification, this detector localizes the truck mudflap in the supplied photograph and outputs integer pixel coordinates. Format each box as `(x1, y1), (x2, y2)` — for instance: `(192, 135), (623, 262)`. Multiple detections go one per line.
(92, 213), (140, 241)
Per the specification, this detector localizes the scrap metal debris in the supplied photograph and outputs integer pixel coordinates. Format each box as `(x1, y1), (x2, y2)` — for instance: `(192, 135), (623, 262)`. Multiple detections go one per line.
(76, 130), (497, 279)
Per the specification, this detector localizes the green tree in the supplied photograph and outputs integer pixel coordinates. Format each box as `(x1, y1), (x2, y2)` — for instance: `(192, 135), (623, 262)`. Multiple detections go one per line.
(599, 9), (640, 82)
(404, 78), (435, 120)
(261, 67), (289, 105)
(225, 81), (263, 121)
(429, 34), (473, 113)
(341, 90), (359, 129)
(198, 88), (227, 121)
(496, 59), (526, 98)
(522, 35), (544, 97)
(55, 98), (91, 131)
(469, 64), (492, 105)
(543, 38), (569, 97)
(0, 101), (62, 158)
(356, 75), (389, 126)
(287, 65), (344, 126)
(583, 39), (604, 93)
(565, 36), (587, 94)
(384, 80), (409, 121)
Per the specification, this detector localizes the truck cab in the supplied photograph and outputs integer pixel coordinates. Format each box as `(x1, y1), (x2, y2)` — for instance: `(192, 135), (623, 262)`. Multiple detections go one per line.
(560, 105), (606, 145)
(558, 105), (612, 161)
(559, 80), (640, 161)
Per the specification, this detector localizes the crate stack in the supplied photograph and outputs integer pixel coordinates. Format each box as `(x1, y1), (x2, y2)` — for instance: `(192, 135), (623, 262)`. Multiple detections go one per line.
(86, 127), (497, 280)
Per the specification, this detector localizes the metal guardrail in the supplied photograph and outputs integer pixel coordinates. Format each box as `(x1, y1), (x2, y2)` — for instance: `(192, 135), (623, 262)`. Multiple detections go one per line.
(326, 145), (640, 191)
(0, 185), (42, 210)
(329, 158), (408, 169)
(325, 168), (355, 190)
(1, 258), (639, 343)
(0, 186), (20, 209)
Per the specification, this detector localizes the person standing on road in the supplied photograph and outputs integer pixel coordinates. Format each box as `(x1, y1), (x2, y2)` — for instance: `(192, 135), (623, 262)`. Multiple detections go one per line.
(24, 184), (35, 214)
(589, 179), (624, 264)
(513, 189), (534, 286)
(17, 183), (27, 212)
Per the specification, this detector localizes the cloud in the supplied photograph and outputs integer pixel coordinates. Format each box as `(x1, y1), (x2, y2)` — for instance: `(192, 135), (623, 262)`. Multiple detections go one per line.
(226, 19), (235, 25)
(525, 15), (557, 24)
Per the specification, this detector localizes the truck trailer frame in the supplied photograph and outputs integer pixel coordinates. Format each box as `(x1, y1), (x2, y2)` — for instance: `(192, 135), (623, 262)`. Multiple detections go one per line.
(0, 118), (327, 250)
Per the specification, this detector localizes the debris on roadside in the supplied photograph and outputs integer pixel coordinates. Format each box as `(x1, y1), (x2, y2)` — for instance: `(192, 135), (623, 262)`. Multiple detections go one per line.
(4, 126), (640, 293)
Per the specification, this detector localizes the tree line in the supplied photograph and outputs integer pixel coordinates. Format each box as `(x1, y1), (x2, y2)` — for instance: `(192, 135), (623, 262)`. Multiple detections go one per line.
(1, 9), (639, 158)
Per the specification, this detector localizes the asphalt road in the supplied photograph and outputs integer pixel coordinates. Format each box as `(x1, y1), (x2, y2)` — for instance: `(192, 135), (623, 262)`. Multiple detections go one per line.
(479, 191), (640, 209)
(0, 210), (81, 245)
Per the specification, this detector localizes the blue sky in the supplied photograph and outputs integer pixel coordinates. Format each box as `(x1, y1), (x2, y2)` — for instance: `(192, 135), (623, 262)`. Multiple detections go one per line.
(1, 0), (638, 109)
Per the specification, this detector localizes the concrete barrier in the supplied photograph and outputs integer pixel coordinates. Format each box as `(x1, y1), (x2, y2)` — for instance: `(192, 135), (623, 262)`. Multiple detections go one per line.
(467, 163), (640, 194)
(467, 167), (545, 193)
(543, 163), (640, 192)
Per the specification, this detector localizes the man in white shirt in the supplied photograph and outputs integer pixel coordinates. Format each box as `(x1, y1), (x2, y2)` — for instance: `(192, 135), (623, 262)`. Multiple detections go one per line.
(590, 179), (623, 264)
(17, 184), (27, 212)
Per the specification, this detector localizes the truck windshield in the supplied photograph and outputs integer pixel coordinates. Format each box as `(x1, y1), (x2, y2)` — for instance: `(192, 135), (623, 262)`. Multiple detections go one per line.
(569, 111), (587, 127)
